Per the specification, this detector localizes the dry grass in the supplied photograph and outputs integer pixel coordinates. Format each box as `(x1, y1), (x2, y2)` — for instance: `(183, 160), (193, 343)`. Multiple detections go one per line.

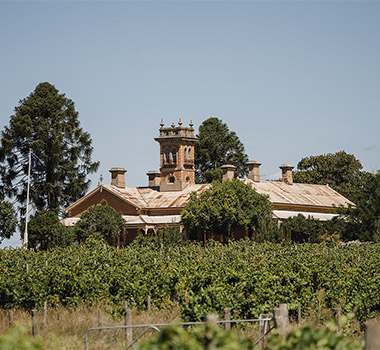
(0, 304), (182, 350)
(0, 304), (367, 349)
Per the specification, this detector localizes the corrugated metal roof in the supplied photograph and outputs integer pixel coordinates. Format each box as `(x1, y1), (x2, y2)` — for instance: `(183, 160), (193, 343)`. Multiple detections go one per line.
(137, 184), (210, 208)
(93, 181), (351, 211)
(244, 179), (353, 208)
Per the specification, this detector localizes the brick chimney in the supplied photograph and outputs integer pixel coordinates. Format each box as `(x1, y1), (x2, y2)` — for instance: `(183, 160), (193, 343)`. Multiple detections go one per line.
(221, 164), (236, 183)
(247, 161), (261, 182)
(279, 164), (294, 185)
(109, 168), (127, 188)
(147, 171), (161, 187)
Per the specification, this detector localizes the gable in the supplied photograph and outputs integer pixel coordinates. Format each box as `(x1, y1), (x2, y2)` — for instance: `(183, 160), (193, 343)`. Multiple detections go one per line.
(65, 186), (139, 217)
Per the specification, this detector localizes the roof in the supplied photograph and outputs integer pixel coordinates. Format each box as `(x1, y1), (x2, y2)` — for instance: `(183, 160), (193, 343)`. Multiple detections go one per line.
(244, 179), (353, 209)
(64, 179), (352, 221)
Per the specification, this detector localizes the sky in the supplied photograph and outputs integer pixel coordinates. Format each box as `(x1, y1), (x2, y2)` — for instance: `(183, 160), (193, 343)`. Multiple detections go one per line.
(1, 0), (380, 247)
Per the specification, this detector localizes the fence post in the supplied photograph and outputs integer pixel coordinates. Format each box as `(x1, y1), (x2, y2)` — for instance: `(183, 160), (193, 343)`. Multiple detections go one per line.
(32, 309), (39, 337)
(334, 308), (341, 331)
(147, 296), (151, 314)
(273, 304), (289, 333)
(9, 310), (13, 327)
(124, 302), (133, 345)
(224, 308), (231, 330)
(297, 302), (301, 326)
(98, 309), (102, 328)
(43, 301), (47, 326)
(206, 313), (218, 324)
(365, 322), (380, 350)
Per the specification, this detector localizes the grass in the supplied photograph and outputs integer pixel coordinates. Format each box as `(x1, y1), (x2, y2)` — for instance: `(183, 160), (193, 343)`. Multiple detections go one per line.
(0, 304), (366, 349)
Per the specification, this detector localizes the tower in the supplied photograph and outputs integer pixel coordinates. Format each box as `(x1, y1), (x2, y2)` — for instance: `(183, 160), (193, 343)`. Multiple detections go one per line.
(154, 119), (198, 191)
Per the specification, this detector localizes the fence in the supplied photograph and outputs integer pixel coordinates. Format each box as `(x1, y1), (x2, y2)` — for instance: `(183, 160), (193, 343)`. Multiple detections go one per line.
(84, 314), (274, 350)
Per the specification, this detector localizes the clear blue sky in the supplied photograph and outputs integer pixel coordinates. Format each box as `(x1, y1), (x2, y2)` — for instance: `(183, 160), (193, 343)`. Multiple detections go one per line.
(1, 1), (380, 246)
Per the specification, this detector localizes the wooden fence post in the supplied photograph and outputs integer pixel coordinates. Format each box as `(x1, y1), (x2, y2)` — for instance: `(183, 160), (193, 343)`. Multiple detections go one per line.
(9, 310), (13, 327)
(124, 302), (133, 344)
(43, 301), (47, 326)
(365, 322), (380, 350)
(297, 303), (301, 326)
(98, 309), (102, 328)
(32, 309), (39, 337)
(273, 304), (289, 333)
(224, 308), (231, 330)
(333, 308), (341, 331)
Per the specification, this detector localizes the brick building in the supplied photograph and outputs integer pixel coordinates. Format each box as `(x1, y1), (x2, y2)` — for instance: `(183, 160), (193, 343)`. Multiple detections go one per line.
(62, 121), (352, 242)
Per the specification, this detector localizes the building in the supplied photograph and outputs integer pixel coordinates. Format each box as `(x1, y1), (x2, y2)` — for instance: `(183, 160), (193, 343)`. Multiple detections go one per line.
(62, 120), (353, 242)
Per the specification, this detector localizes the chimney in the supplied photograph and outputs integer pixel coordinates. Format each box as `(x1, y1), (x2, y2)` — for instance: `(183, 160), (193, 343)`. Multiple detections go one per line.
(279, 164), (294, 185)
(221, 164), (236, 183)
(109, 168), (127, 188)
(147, 171), (161, 187)
(247, 161), (261, 182)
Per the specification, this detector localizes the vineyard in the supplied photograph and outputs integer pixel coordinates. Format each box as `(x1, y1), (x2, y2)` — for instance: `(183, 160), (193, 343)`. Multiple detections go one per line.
(0, 238), (379, 325)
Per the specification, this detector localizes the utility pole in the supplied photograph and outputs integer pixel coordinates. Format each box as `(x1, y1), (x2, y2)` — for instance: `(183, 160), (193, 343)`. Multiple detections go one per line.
(24, 149), (31, 248)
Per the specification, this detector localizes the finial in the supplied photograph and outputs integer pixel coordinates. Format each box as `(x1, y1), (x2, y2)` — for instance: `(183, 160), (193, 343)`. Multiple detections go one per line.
(160, 119), (164, 127)
(189, 120), (194, 127)
(171, 122), (175, 128)
(98, 174), (103, 186)
(178, 118), (183, 126)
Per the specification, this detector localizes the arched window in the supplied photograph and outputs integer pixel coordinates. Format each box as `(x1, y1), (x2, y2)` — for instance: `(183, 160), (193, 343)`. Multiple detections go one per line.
(172, 148), (177, 164)
(165, 149), (170, 164)
(188, 148), (191, 162)
(184, 148), (187, 162)
(168, 175), (175, 183)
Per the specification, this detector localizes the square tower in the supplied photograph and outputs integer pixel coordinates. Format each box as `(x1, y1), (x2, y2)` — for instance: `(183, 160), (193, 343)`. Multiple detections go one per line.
(154, 120), (198, 191)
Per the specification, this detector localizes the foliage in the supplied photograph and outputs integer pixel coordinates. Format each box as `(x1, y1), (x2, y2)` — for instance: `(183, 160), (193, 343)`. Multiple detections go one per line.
(132, 226), (184, 248)
(266, 319), (363, 350)
(0, 240), (379, 326)
(27, 210), (75, 250)
(280, 215), (344, 243)
(0, 82), (99, 215)
(0, 201), (17, 243)
(135, 321), (254, 350)
(73, 204), (125, 241)
(0, 326), (42, 350)
(181, 179), (276, 242)
(293, 151), (366, 202)
(340, 171), (380, 242)
(195, 117), (249, 183)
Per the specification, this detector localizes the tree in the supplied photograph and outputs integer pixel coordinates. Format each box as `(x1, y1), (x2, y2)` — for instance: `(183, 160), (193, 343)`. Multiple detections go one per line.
(0, 201), (17, 244)
(181, 179), (276, 243)
(0, 82), (99, 216)
(280, 214), (344, 243)
(195, 117), (249, 183)
(27, 210), (75, 250)
(293, 151), (366, 201)
(74, 204), (126, 242)
(340, 171), (380, 242)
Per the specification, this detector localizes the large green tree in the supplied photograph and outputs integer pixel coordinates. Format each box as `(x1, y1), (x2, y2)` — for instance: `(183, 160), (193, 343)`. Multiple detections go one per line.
(181, 179), (276, 243)
(195, 117), (249, 183)
(293, 151), (366, 201)
(74, 204), (126, 242)
(27, 210), (74, 250)
(341, 171), (380, 242)
(0, 201), (17, 244)
(0, 82), (99, 215)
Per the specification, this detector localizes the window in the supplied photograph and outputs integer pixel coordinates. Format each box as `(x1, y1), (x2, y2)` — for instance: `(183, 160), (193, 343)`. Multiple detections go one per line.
(168, 175), (175, 183)
(165, 149), (170, 163)
(172, 148), (177, 163)
(184, 148), (187, 162)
